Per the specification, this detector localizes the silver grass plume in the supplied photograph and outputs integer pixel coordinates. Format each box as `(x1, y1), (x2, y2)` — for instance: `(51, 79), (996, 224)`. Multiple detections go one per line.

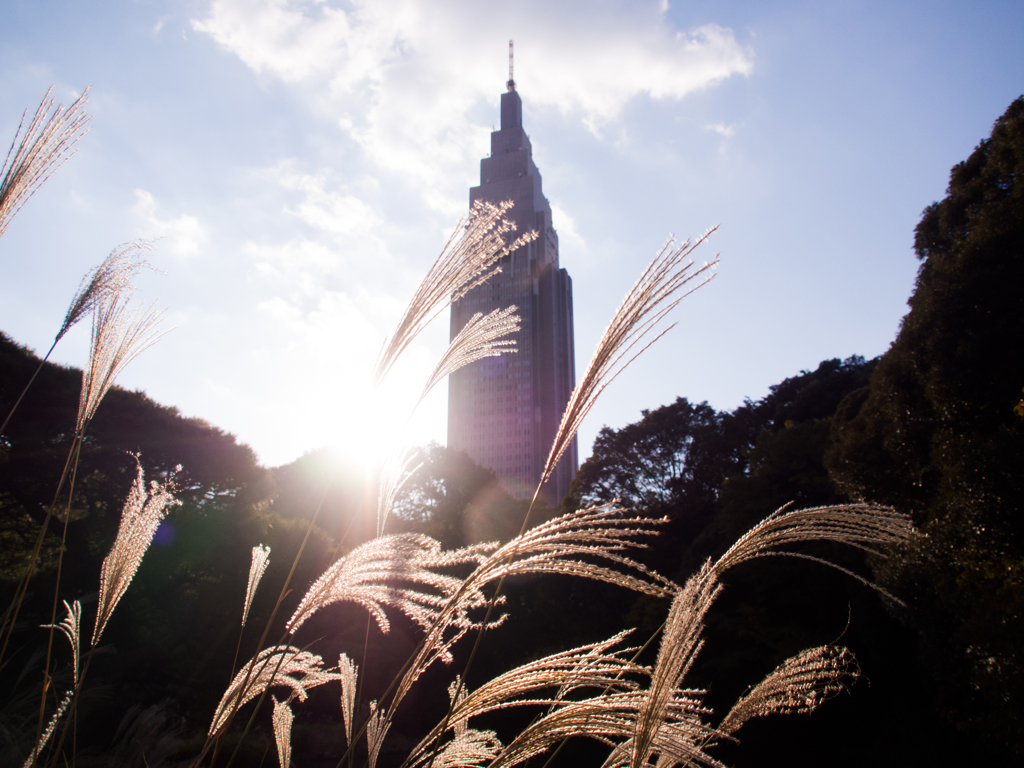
(718, 645), (860, 736)
(417, 306), (520, 407)
(538, 230), (718, 496)
(339, 653), (359, 747)
(376, 446), (423, 537)
(619, 503), (911, 767)
(712, 503), (912, 600)
(92, 459), (181, 645)
(272, 696), (294, 768)
(242, 544), (271, 628)
(42, 599), (81, 686)
(419, 727), (502, 768)
(58, 241), (152, 345)
(383, 506), (674, 741)
(372, 200), (536, 387)
(0, 241), (153, 438)
(0, 86), (91, 241)
(76, 290), (167, 433)
(487, 691), (715, 768)
(404, 633), (643, 768)
(285, 533), (496, 639)
(21, 690), (73, 768)
(627, 563), (720, 768)
(208, 646), (338, 737)
(367, 701), (388, 768)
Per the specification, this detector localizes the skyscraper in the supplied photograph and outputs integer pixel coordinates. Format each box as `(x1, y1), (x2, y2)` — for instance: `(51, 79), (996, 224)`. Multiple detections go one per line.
(447, 78), (577, 505)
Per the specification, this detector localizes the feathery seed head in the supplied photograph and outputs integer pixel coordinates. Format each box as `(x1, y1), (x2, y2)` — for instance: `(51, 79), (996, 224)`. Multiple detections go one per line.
(209, 646), (339, 737)
(712, 503), (913, 601)
(630, 563), (721, 768)
(42, 599), (81, 686)
(419, 306), (521, 406)
(286, 533), (496, 637)
(272, 697), (294, 768)
(21, 691), (73, 768)
(76, 290), (168, 433)
(373, 200), (536, 388)
(538, 230), (719, 494)
(242, 544), (271, 627)
(0, 86), (91, 241)
(719, 645), (860, 736)
(376, 446), (424, 537)
(92, 460), (181, 645)
(58, 241), (153, 344)
(339, 653), (359, 747)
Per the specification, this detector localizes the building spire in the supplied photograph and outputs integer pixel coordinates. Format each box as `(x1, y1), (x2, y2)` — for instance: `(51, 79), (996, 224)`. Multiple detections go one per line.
(507, 39), (515, 91)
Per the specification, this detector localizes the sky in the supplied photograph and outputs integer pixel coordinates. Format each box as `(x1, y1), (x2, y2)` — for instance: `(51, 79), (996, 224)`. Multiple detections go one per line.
(0, 0), (1021, 470)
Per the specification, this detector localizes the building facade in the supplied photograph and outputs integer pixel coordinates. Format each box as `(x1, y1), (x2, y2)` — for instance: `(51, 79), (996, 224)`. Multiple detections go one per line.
(447, 83), (578, 504)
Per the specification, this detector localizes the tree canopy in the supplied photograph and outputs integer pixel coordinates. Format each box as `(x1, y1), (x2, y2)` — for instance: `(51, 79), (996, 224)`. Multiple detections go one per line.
(827, 96), (1024, 757)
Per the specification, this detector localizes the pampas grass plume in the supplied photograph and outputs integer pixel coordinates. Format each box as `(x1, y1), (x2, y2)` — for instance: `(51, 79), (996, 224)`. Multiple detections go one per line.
(92, 460), (181, 645)
(0, 86), (91, 241)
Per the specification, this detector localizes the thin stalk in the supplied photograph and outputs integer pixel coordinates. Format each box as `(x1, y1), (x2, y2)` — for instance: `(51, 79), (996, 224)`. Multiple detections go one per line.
(39, 644), (95, 768)
(537, 620), (667, 768)
(202, 483), (331, 768)
(0, 338), (58, 436)
(422, 488), (544, 768)
(0, 435), (79, 665)
(35, 435), (84, 763)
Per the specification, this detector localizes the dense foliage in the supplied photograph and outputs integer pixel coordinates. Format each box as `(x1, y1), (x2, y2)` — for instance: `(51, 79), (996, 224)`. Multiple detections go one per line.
(827, 96), (1024, 757)
(3, 93), (1022, 768)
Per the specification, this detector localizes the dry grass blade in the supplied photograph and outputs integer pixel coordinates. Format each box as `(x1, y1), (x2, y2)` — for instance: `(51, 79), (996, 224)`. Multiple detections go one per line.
(418, 306), (521, 406)
(208, 646), (338, 737)
(412, 726), (502, 768)
(404, 633), (643, 768)
(712, 503), (913, 599)
(470, 505), (675, 598)
(538, 230), (718, 494)
(376, 446), (423, 537)
(372, 200), (535, 387)
(41, 600), (80, 686)
(0, 86), (91, 240)
(384, 507), (675, 749)
(367, 701), (388, 768)
(242, 545), (271, 628)
(58, 241), (152, 344)
(76, 293), (168, 433)
(630, 563), (720, 768)
(92, 460), (181, 645)
(718, 645), (860, 737)
(339, 653), (358, 747)
(285, 533), (496, 638)
(487, 691), (715, 768)
(271, 697), (294, 768)
(21, 690), (72, 768)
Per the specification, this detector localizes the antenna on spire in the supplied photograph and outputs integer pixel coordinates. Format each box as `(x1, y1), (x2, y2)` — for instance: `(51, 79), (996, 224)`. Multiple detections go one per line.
(507, 39), (515, 91)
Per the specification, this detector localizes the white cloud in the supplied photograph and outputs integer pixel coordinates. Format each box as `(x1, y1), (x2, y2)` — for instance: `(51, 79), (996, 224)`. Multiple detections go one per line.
(192, 0), (753, 209)
(550, 201), (586, 253)
(132, 189), (208, 257)
(269, 161), (386, 240)
(706, 122), (737, 137)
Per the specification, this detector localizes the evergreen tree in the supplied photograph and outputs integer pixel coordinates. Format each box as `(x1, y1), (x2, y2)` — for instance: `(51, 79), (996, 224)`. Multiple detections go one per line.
(827, 96), (1024, 757)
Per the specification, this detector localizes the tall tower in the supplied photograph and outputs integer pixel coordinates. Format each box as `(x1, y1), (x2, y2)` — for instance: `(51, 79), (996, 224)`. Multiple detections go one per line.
(447, 65), (578, 505)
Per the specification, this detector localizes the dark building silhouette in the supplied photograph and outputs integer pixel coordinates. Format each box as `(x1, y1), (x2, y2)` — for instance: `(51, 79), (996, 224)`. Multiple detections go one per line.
(447, 80), (577, 504)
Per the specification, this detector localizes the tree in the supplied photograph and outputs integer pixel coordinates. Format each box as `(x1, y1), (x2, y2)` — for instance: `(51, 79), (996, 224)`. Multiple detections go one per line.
(827, 96), (1024, 757)
(392, 443), (527, 548)
(565, 398), (724, 513)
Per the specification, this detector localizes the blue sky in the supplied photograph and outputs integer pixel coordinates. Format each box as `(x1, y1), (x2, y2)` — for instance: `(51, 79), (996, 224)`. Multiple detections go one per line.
(1, 0), (1021, 469)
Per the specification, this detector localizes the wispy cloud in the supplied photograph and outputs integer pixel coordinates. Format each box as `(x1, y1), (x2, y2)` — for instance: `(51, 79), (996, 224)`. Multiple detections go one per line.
(706, 122), (737, 137)
(550, 201), (586, 253)
(132, 189), (208, 257)
(192, 0), (753, 211)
